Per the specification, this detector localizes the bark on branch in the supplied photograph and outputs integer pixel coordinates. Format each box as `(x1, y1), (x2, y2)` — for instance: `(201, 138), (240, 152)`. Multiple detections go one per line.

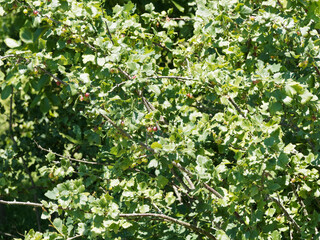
(0, 199), (43, 208)
(34, 141), (103, 165)
(119, 213), (216, 240)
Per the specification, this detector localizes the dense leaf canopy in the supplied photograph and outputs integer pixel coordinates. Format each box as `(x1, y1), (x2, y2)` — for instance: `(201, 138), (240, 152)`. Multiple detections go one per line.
(1, 0), (320, 239)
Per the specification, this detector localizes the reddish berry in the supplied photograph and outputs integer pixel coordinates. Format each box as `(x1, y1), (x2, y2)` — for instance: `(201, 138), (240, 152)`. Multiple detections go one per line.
(85, 92), (90, 97)
(153, 126), (157, 132)
(121, 120), (125, 126)
(147, 127), (153, 132)
(297, 31), (301, 36)
(186, 93), (193, 98)
(56, 81), (61, 86)
(33, 10), (39, 15)
(79, 95), (84, 101)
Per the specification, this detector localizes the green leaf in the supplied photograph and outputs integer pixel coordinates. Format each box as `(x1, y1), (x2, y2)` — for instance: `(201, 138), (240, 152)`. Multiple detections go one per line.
(300, 90), (314, 104)
(44, 188), (59, 200)
(171, 0), (184, 12)
(82, 54), (95, 64)
(149, 85), (161, 96)
(40, 97), (51, 113)
(278, 152), (289, 168)
(151, 142), (162, 149)
(148, 159), (158, 168)
(156, 175), (168, 189)
(4, 37), (21, 48)
(139, 204), (150, 213)
(1, 85), (12, 100)
(53, 218), (63, 232)
(165, 192), (176, 205)
(20, 28), (34, 44)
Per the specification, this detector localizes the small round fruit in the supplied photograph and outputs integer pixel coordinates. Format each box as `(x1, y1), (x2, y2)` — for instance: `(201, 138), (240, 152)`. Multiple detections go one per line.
(186, 93), (193, 99)
(33, 10), (39, 15)
(79, 95), (84, 101)
(297, 31), (301, 36)
(56, 81), (61, 86)
(153, 126), (157, 132)
(147, 127), (153, 132)
(121, 120), (125, 126)
(85, 92), (90, 97)
(23, 9), (28, 14)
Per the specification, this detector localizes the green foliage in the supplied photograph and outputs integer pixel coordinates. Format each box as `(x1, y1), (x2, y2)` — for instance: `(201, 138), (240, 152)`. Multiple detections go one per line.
(1, 0), (320, 239)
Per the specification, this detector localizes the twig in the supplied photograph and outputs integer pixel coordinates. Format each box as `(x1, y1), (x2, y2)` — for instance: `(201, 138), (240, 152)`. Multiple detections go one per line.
(226, 96), (246, 119)
(0, 199), (43, 208)
(290, 183), (309, 218)
(119, 213), (216, 240)
(0, 54), (15, 60)
(117, 67), (132, 79)
(171, 168), (191, 192)
(266, 195), (300, 231)
(151, 202), (163, 214)
(9, 88), (13, 141)
(37, 66), (68, 86)
(67, 235), (83, 240)
(107, 82), (126, 94)
(100, 111), (154, 152)
(203, 183), (223, 199)
(184, 175), (195, 190)
(34, 141), (103, 165)
(147, 76), (194, 80)
(0, 231), (18, 238)
(0, 199), (216, 239)
(152, 42), (170, 50)
(173, 185), (182, 203)
(104, 20), (115, 45)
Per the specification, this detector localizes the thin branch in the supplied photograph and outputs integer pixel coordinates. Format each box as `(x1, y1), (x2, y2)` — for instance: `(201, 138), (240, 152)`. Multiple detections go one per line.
(67, 235), (83, 240)
(184, 175), (195, 190)
(203, 183), (223, 199)
(0, 54), (15, 60)
(148, 76), (194, 80)
(37, 66), (68, 86)
(173, 185), (182, 203)
(152, 42), (170, 50)
(266, 195), (300, 231)
(171, 168), (191, 192)
(107, 81), (126, 94)
(34, 141), (103, 165)
(9, 87), (13, 141)
(119, 213), (216, 240)
(0, 199), (43, 208)
(151, 202), (163, 214)
(172, 162), (223, 199)
(290, 183), (309, 218)
(100, 111), (154, 152)
(226, 96), (246, 119)
(0, 231), (18, 238)
(104, 20), (115, 45)
(117, 67), (132, 79)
